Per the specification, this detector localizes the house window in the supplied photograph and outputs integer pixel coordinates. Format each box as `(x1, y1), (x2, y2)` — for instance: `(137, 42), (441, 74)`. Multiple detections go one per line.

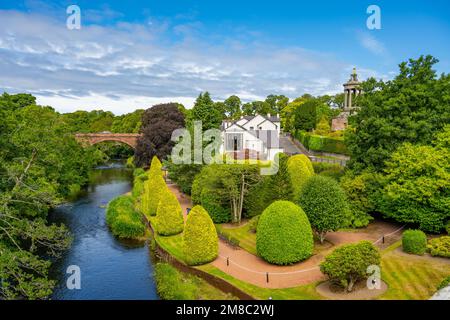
(250, 126), (254, 130)
(259, 126), (263, 130)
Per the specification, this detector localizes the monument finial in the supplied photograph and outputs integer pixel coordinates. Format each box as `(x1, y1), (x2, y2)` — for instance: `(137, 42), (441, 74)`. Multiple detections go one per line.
(350, 67), (358, 82)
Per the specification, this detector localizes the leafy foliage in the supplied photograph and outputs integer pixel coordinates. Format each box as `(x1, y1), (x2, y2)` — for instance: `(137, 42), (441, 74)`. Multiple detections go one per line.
(183, 205), (219, 266)
(256, 201), (313, 265)
(245, 153), (294, 217)
(106, 195), (146, 239)
(427, 236), (450, 258)
(0, 93), (100, 299)
(111, 109), (144, 133)
(340, 172), (379, 228)
(156, 190), (184, 236)
(295, 131), (349, 155)
(134, 103), (185, 167)
(190, 92), (223, 130)
(293, 99), (317, 131)
(287, 154), (314, 198)
(141, 174), (168, 217)
(346, 55), (450, 172)
(165, 161), (203, 195)
(192, 164), (261, 223)
(299, 176), (350, 243)
(402, 230), (427, 255)
(378, 143), (450, 233)
(320, 241), (380, 292)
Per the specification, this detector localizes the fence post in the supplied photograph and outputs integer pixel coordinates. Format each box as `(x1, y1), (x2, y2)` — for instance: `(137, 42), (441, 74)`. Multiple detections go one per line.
(382, 235), (385, 244)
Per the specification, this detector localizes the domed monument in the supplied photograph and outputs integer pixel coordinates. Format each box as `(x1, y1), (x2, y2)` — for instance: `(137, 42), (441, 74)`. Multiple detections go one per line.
(331, 68), (362, 131)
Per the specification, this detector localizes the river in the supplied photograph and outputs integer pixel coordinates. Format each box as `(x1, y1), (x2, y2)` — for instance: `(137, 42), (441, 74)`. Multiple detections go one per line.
(48, 162), (159, 300)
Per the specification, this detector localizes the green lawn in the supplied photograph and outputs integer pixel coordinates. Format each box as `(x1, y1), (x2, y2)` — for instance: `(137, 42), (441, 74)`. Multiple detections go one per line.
(216, 223), (257, 255)
(155, 232), (185, 263)
(379, 241), (450, 300)
(153, 216), (450, 300)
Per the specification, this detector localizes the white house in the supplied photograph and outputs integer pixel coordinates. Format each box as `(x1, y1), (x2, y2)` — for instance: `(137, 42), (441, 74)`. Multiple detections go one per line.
(219, 114), (283, 161)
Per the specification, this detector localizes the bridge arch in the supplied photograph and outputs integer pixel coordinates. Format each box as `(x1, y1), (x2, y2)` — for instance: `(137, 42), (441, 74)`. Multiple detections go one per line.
(75, 133), (141, 149)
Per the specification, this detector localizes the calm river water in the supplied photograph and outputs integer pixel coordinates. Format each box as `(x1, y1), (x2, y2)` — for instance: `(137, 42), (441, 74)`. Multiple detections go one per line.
(49, 162), (159, 300)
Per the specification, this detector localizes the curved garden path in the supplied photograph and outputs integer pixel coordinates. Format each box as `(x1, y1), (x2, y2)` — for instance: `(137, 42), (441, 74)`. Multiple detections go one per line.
(168, 183), (403, 289)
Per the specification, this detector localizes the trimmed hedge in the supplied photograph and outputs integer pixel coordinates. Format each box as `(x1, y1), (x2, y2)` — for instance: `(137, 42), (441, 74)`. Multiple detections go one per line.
(287, 154), (314, 198)
(402, 230), (427, 255)
(298, 175), (350, 243)
(106, 195), (146, 239)
(256, 201), (313, 265)
(312, 163), (345, 181)
(155, 190), (184, 236)
(295, 130), (349, 155)
(427, 236), (450, 258)
(148, 156), (163, 178)
(142, 171), (168, 217)
(183, 205), (219, 266)
(132, 172), (148, 199)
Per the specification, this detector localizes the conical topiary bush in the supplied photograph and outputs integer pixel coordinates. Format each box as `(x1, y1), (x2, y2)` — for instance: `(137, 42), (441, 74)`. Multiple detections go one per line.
(155, 190), (184, 236)
(183, 205), (218, 265)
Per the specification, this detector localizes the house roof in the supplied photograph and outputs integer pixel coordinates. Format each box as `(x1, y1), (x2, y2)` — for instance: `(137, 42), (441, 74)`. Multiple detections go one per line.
(222, 114), (280, 130)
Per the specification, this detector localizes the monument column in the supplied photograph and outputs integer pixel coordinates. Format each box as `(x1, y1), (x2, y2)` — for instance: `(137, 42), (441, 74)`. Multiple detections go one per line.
(344, 89), (348, 108)
(348, 89), (352, 109)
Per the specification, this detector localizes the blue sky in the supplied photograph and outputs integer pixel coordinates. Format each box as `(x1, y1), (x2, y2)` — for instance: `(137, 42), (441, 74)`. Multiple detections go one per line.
(0, 0), (449, 114)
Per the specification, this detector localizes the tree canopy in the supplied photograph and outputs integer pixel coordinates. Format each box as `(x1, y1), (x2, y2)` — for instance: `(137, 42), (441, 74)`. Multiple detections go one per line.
(346, 55), (450, 173)
(134, 103), (185, 167)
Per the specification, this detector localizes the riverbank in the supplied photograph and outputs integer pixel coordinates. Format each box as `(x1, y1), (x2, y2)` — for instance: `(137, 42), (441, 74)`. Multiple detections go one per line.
(49, 163), (159, 300)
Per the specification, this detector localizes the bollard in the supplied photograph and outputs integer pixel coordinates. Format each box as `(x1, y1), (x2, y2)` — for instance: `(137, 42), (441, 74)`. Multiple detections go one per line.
(266, 272), (269, 283)
(227, 257), (229, 266)
(382, 235), (385, 244)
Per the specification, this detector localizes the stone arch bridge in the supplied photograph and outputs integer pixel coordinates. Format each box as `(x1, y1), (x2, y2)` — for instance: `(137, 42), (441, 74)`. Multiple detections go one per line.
(75, 133), (142, 149)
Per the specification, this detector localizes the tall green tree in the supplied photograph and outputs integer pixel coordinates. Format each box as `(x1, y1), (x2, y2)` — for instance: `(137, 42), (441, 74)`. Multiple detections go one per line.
(0, 94), (98, 299)
(293, 98), (318, 132)
(223, 95), (242, 119)
(190, 92), (223, 130)
(346, 55), (450, 172)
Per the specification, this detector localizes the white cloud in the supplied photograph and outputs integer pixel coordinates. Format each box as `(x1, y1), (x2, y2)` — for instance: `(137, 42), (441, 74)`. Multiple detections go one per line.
(0, 10), (377, 113)
(357, 31), (386, 56)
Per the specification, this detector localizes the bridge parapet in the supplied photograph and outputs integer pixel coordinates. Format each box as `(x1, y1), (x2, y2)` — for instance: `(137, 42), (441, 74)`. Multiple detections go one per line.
(75, 133), (142, 149)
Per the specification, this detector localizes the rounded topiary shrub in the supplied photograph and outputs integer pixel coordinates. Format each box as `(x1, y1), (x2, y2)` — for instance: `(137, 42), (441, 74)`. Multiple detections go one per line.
(320, 240), (380, 292)
(256, 200), (313, 265)
(402, 229), (427, 255)
(298, 175), (350, 243)
(287, 154), (314, 198)
(183, 205), (219, 266)
(156, 190), (184, 236)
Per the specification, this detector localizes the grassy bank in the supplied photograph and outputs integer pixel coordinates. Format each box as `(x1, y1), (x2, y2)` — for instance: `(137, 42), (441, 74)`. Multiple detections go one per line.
(155, 262), (237, 300)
